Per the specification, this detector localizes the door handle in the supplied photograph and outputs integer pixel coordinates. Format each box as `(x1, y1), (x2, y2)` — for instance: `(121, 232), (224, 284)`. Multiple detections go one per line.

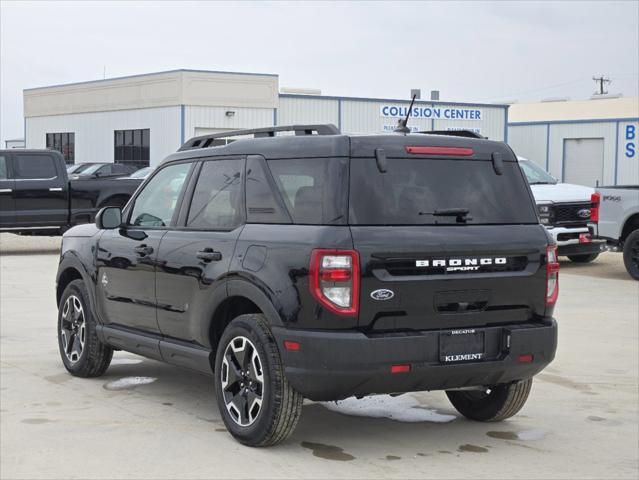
(134, 244), (154, 256)
(0, 188), (12, 194)
(196, 248), (222, 262)
(49, 187), (63, 192)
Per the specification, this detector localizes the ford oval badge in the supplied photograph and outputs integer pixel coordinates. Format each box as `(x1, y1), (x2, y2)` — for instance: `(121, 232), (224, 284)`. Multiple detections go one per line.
(577, 208), (591, 219)
(370, 289), (394, 301)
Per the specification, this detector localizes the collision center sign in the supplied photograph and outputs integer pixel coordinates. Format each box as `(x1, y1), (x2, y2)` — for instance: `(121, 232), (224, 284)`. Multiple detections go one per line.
(380, 105), (482, 120)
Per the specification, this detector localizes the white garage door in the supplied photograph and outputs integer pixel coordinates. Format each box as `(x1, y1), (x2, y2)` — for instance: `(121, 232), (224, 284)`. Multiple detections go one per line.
(563, 138), (604, 187)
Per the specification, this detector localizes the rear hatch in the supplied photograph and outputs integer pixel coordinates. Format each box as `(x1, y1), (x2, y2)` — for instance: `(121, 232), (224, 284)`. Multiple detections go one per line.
(349, 135), (550, 332)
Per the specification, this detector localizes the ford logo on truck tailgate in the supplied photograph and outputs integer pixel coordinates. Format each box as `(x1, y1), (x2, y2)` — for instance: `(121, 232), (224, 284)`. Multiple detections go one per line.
(577, 208), (591, 219)
(370, 289), (395, 301)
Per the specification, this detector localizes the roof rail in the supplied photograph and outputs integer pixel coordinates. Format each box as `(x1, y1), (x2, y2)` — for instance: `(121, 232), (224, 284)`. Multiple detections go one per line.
(417, 130), (486, 139)
(179, 124), (341, 151)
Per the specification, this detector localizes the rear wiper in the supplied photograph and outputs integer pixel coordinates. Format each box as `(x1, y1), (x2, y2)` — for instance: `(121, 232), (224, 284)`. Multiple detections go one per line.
(420, 208), (473, 223)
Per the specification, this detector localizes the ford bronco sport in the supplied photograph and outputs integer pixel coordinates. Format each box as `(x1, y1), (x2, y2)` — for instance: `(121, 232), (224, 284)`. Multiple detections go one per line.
(55, 124), (558, 446)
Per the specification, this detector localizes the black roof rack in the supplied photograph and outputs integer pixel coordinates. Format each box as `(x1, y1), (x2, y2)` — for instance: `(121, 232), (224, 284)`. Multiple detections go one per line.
(417, 130), (486, 139)
(179, 124), (341, 151)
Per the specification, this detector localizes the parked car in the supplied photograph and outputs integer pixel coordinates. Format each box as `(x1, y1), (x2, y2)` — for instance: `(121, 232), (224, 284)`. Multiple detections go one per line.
(56, 125), (558, 446)
(518, 157), (603, 263)
(66, 163), (100, 174)
(595, 185), (639, 279)
(70, 162), (138, 179)
(122, 166), (154, 179)
(0, 149), (143, 234)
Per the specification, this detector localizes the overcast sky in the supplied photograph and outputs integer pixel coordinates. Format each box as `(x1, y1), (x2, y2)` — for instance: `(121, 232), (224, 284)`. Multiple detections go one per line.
(1, 0), (638, 141)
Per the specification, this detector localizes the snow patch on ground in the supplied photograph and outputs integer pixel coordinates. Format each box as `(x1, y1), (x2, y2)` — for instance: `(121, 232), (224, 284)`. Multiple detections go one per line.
(103, 376), (157, 391)
(321, 395), (457, 423)
(517, 429), (546, 441)
(110, 358), (143, 365)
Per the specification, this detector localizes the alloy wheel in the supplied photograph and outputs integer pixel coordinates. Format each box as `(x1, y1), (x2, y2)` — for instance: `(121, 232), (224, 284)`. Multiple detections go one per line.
(221, 336), (265, 427)
(60, 295), (86, 364)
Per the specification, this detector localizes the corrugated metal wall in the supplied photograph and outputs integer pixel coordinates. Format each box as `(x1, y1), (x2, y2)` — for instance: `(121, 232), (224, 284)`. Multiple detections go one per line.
(507, 124), (547, 168)
(26, 106), (181, 166)
(280, 96), (507, 140)
(509, 119), (639, 186)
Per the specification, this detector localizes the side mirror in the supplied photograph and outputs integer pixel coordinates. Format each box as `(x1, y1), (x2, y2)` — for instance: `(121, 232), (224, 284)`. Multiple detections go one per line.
(96, 207), (122, 229)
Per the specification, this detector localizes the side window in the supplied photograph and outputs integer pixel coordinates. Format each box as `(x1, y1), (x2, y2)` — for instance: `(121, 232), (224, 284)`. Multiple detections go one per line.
(187, 159), (243, 229)
(98, 165), (113, 175)
(246, 156), (291, 224)
(0, 156), (8, 180)
(13, 155), (58, 179)
(129, 162), (191, 227)
(266, 158), (348, 225)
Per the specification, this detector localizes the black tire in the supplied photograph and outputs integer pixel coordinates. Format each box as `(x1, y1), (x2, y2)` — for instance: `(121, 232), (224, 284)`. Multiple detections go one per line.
(57, 279), (113, 377)
(622, 229), (639, 280)
(446, 378), (533, 422)
(214, 314), (303, 447)
(567, 253), (599, 263)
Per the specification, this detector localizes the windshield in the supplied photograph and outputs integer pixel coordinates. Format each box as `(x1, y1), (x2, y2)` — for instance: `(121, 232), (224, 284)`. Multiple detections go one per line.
(73, 164), (104, 175)
(349, 157), (538, 225)
(519, 159), (557, 184)
(68, 163), (94, 173)
(129, 167), (153, 178)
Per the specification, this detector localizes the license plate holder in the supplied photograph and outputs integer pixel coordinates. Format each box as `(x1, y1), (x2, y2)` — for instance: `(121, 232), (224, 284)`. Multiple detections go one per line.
(439, 329), (485, 363)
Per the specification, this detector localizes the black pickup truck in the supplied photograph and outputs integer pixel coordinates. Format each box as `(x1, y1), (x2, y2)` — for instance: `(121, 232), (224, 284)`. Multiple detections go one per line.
(0, 149), (142, 234)
(56, 125), (558, 446)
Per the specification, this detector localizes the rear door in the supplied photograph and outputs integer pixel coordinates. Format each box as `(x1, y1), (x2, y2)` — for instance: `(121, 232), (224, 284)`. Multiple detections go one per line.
(12, 152), (68, 226)
(349, 151), (549, 333)
(155, 157), (245, 343)
(0, 153), (15, 226)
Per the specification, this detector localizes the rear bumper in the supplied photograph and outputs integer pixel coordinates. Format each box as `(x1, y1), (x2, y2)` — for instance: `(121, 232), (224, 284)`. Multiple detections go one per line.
(272, 319), (557, 401)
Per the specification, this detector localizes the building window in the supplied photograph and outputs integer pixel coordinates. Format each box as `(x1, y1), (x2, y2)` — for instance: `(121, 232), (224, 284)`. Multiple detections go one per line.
(114, 129), (150, 167)
(46, 132), (75, 164)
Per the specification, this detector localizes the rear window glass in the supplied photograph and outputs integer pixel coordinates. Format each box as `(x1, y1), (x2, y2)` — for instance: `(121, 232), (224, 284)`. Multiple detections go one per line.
(349, 158), (537, 225)
(267, 158), (348, 225)
(13, 155), (57, 179)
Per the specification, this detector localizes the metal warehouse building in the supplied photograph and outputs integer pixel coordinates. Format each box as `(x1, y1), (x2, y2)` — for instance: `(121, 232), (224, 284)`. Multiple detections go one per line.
(508, 97), (639, 186)
(23, 69), (508, 167)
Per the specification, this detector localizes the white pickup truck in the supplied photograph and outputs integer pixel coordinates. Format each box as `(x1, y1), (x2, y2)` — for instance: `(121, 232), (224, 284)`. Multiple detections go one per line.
(518, 158), (604, 262)
(596, 186), (639, 279)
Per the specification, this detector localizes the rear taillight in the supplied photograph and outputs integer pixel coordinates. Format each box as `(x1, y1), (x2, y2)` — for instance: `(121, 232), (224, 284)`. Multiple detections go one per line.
(309, 249), (360, 316)
(590, 192), (600, 223)
(546, 245), (560, 306)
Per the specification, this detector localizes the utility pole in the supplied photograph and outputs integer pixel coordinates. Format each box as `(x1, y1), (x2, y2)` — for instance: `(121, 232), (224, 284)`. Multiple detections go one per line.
(592, 75), (611, 95)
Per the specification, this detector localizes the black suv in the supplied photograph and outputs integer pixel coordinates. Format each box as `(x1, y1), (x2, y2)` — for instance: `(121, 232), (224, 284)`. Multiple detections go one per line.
(55, 124), (558, 446)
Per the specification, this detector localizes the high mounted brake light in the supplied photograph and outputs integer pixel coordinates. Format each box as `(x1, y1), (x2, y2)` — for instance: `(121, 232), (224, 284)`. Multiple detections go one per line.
(590, 192), (600, 223)
(546, 245), (560, 306)
(309, 249), (360, 316)
(405, 146), (474, 156)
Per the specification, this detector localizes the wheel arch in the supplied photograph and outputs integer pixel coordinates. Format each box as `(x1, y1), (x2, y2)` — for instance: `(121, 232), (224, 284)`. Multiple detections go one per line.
(56, 254), (94, 308)
(205, 278), (285, 357)
(620, 212), (639, 243)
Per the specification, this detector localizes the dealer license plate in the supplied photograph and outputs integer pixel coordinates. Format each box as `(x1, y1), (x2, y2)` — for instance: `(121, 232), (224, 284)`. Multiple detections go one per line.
(439, 329), (485, 363)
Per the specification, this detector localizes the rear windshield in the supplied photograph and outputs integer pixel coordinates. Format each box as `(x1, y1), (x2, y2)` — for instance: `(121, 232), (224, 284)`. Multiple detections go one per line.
(349, 157), (538, 225)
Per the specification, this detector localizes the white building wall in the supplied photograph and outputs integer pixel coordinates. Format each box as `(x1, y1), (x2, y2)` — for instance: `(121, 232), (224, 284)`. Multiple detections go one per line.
(183, 105), (274, 141)
(26, 106), (181, 166)
(278, 96), (339, 126)
(546, 122), (617, 184)
(617, 120), (639, 185)
(508, 125), (548, 168)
